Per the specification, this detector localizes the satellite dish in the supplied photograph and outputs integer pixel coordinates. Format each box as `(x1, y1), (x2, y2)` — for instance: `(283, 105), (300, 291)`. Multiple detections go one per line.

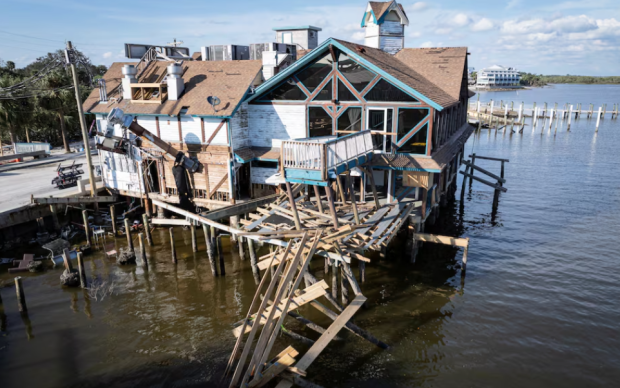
(207, 96), (221, 113)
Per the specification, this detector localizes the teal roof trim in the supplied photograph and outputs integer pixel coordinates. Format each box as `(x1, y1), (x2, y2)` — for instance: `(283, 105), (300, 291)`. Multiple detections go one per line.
(273, 25), (322, 31)
(245, 38), (444, 111)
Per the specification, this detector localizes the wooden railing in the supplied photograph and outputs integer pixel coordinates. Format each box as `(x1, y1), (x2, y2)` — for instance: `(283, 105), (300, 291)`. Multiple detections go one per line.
(281, 130), (374, 181)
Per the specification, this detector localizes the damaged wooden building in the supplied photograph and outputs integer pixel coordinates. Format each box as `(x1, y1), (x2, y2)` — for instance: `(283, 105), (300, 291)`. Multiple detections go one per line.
(83, 0), (473, 223)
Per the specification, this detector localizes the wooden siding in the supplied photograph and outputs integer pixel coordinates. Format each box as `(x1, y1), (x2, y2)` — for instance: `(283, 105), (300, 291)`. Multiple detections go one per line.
(403, 171), (430, 188)
(180, 115), (202, 144)
(137, 116), (158, 134)
(159, 117), (179, 142)
(380, 21), (404, 36)
(230, 102), (250, 149)
(247, 105), (306, 148)
(379, 36), (403, 55)
(251, 166), (278, 185)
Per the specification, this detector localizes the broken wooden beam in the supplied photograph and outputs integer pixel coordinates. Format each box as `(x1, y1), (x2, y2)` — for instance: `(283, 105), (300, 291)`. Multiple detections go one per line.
(413, 233), (469, 247)
(31, 196), (116, 205)
(459, 171), (507, 192)
(462, 160), (506, 184)
(468, 154), (509, 163)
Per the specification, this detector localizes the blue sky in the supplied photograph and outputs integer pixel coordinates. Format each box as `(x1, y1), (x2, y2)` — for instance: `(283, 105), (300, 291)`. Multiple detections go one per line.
(1, 0), (619, 75)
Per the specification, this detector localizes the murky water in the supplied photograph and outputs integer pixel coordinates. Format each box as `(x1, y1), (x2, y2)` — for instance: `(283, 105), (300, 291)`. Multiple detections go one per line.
(1, 84), (620, 387)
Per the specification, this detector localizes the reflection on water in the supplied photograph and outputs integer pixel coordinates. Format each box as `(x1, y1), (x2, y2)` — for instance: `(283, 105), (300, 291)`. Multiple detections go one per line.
(1, 85), (620, 387)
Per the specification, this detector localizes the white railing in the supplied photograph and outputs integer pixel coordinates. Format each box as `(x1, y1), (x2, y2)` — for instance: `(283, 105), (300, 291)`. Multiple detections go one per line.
(14, 142), (51, 154)
(326, 130), (373, 172)
(281, 130), (373, 181)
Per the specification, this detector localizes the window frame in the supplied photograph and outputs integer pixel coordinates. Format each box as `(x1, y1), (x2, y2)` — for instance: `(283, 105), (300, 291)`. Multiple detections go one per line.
(307, 105), (334, 138)
(395, 107), (431, 155)
(256, 77), (309, 102)
(335, 106), (364, 136)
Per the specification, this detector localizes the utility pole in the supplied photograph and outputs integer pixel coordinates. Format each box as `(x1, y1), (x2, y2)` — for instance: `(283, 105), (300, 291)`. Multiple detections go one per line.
(66, 41), (97, 198)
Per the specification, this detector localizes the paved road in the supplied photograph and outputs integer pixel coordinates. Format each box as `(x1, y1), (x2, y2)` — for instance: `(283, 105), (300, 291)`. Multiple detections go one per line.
(0, 153), (92, 213)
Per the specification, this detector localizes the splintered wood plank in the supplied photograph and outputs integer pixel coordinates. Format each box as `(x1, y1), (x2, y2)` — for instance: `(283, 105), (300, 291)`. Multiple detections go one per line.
(232, 281), (329, 337)
(342, 206), (391, 243)
(414, 233), (469, 248)
(367, 203), (409, 241)
(374, 203), (415, 249)
(274, 295), (367, 388)
(248, 354), (296, 388)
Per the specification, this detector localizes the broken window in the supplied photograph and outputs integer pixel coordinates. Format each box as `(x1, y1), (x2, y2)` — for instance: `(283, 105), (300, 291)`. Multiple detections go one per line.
(398, 123), (428, 154)
(313, 80), (333, 101)
(397, 108), (428, 142)
(308, 106), (333, 138)
(337, 53), (375, 92)
(297, 52), (333, 92)
(251, 160), (278, 169)
(365, 79), (419, 102)
(337, 107), (362, 136)
(262, 78), (307, 100)
(337, 79), (358, 102)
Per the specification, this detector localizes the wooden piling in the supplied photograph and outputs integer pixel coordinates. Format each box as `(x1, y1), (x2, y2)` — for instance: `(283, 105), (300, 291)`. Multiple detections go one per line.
(14, 277), (27, 313)
(110, 205), (117, 236)
(82, 210), (91, 246)
(596, 107), (602, 132)
(229, 216), (239, 243)
(567, 105), (573, 131)
(325, 185), (340, 228)
(50, 204), (60, 231)
(345, 173), (360, 224)
(190, 223), (197, 252)
(62, 248), (74, 271)
(124, 218), (134, 252)
(217, 235), (226, 276)
(77, 252), (87, 288)
(169, 227), (177, 263)
(238, 235), (246, 260)
(468, 153), (476, 187)
(331, 260), (338, 300)
(138, 233), (148, 268)
(142, 214), (153, 246)
(202, 224), (218, 276)
(285, 181), (302, 231)
(313, 185), (324, 214)
(247, 238), (260, 283)
(340, 266), (349, 306)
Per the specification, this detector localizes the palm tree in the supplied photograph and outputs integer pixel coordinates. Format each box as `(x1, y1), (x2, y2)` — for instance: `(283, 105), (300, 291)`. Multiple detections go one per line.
(37, 71), (74, 152)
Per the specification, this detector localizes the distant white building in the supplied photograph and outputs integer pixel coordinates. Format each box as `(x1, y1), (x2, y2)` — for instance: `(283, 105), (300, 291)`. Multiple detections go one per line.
(476, 65), (521, 87)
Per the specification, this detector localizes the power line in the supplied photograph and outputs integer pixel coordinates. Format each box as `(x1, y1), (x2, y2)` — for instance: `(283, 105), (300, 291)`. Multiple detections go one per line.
(0, 43), (51, 53)
(0, 30), (111, 48)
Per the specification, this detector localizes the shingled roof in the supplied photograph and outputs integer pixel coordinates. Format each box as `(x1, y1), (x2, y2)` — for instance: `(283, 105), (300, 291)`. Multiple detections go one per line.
(334, 39), (458, 108)
(83, 60), (262, 117)
(395, 47), (468, 102)
(369, 1), (394, 21)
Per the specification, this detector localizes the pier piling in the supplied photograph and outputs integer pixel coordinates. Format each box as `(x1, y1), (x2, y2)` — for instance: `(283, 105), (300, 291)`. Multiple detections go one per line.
(124, 218), (134, 252)
(77, 252), (87, 288)
(596, 107), (602, 132)
(217, 235), (226, 276)
(14, 277), (27, 313)
(82, 210), (91, 246)
(138, 233), (148, 268)
(190, 223), (197, 253)
(110, 205), (117, 236)
(202, 224), (218, 276)
(142, 214), (153, 246)
(169, 227), (177, 263)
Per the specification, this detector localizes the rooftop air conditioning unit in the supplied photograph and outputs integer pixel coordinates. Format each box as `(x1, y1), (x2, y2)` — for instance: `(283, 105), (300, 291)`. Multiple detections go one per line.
(209, 45), (250, 61)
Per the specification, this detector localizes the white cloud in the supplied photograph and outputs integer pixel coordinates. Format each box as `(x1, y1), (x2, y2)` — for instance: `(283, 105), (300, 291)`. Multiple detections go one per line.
(351, 31), (365, 41)
(409, 31), (422, 38)
(527, 32), (557, 41)
(453, 13), (472, 27)
(549, 15), (597, 33)
(103, 52), (112, 58)
(420, 41), (434, 48)
(411, 2), (428, 12)
(471, 18), (494, 32)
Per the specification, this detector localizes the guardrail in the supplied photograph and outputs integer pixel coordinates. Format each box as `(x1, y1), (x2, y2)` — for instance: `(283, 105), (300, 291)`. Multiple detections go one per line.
(14, 142), (51, 154)
(281, 130), (373, 182)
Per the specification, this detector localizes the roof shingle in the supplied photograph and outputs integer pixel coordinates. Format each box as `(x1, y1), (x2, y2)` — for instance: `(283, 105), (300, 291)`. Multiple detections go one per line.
(335, 39), (458, 108)
(83, 60), (262, 117)
(395, 47), (468, 102)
